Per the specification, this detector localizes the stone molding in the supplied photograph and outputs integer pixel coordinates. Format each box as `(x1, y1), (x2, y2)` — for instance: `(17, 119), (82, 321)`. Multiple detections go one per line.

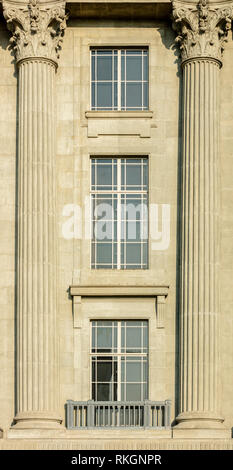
(3, 0), (68, 64)
(69, 285), (169, 297)
(70, 285), (169, 329)
(172, 0), (233, 64)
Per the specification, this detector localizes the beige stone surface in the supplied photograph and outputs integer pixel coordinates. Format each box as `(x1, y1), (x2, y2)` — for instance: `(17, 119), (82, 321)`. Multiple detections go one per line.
(0, 0), (232, 449)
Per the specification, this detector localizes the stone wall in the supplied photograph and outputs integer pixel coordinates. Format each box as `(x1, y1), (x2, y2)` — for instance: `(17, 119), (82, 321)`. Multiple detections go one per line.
(0, 7), (232, 446)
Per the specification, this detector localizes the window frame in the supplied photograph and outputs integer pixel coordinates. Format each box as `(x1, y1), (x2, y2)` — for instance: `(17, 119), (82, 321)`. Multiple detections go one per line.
(90, 320), (149, 402)
(90, 156), (149, 270)
(90, 47), (149, 111)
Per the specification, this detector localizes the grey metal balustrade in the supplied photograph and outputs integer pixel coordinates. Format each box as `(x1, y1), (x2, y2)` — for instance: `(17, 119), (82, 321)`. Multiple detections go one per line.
(66, 400), (171, 429)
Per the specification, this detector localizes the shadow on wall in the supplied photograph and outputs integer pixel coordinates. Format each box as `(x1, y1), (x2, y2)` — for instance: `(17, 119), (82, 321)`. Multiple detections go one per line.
(157, 20), (183, 424)
(0, 19), (18, 430)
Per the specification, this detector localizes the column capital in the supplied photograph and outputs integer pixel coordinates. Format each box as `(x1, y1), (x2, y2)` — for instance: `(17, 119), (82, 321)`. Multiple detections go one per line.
(172, 0), (233, 64)
(3, 0), (68, 65)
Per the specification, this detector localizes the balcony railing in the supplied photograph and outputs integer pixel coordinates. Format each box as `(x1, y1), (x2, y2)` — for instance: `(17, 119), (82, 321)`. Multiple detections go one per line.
(66, 400), (171, 429)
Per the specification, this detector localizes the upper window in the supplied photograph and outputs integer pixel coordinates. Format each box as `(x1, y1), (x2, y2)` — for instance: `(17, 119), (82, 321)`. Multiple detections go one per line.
(91, 48), (149, 111)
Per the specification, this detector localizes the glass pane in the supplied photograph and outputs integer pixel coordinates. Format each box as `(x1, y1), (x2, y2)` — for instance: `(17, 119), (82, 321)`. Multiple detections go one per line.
(97, 361), (113, 382)
(114, 54), (118, 81)
(126, 55), (142, 81)
(96, 243), (113, 264)
(92, 361), (96, 380)
(96, 162), (112, 188)
(91, 54), (96, 80)
(96, 50), (113, 55)
(143, 326), (148, 349)
(121, 383), (125, 401)
(92, 383), (96, 400)
(92, 331), (95, 351)
(114, 82), (118, 109)
(125, 361), (141, 382)
(97, 83), (112, 109)
(94, 222), (113, 241)
(126, 49), (144, 55)
(126, 384), (141, 401)
(97, 383), (112, 401)
(125, 321), (143, 327)
(122, 201), (143, 222)
(91, 242), (95, 266)
(97, 328), (112, 350)
(121, 360), (125, 382)
(126, 328), (141, 351)
(143, 383), (148, 400)
(97, 56), (112, 81)
(121, 51), (125, 80)
(123, 264), (141, 270)
(125, 83), (142, 109)
(125, 243), (141, 264)
(143, 83), (149, 109)
(122, 221), (141, 241)
(126, 164), (141, 188)
(143, 52), (148, 80)
(91, 82), (95, 109)
(143, 160), (148, 187)
(121, 82), (125, 109)
(143, 361), (148, 382)
(143, 243), (148, 267)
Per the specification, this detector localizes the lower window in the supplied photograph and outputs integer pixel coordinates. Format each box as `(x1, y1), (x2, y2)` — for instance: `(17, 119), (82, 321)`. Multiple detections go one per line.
(91, 320), (148, 401)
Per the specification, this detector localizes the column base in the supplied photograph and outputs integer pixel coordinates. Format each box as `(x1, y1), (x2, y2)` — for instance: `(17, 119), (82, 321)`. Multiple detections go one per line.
(172, 412), (231, 439)
(8, 411), (65, 437)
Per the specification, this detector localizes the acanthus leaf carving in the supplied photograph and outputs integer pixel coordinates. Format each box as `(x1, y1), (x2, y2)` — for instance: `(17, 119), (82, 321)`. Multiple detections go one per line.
(172, 0), (233, 63)
(3, 0), (68, 64)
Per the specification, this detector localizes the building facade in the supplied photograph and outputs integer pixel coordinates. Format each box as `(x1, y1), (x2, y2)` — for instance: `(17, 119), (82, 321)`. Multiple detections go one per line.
(0, 0), (233, 450)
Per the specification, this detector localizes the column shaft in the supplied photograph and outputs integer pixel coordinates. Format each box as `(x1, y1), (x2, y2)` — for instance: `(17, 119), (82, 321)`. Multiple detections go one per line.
(15, 58), (60, 428)
(177, 58), (221, 429)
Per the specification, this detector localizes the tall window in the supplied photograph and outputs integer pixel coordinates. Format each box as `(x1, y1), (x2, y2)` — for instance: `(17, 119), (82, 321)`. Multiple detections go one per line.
(91, 157), (148, 269)
(91, 48), (149, 110)
(91, 320), (148, 401)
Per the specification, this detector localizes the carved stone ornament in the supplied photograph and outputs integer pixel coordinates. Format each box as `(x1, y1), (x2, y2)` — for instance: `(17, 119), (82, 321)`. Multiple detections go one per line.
(172, 0), (233, 63)
(3, 0), (68, 64)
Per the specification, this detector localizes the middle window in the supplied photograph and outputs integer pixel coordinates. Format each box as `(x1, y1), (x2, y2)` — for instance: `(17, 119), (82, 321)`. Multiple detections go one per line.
(91, 157), (148, 269)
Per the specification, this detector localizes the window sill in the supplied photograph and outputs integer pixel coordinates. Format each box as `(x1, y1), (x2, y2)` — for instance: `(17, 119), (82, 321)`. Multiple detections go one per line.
(70, 285), (168, 297)
(84, 110), (155, 137)
(69, 285), (169, 329)
(85, 110), (154, 119)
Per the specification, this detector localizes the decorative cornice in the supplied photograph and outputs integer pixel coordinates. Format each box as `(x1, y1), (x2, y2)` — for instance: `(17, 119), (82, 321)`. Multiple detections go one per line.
(172, 0), (233, 64)
(3, 0), (68, 64)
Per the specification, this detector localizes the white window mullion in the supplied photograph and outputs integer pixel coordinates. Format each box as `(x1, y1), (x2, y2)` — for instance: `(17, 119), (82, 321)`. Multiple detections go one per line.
(95, 50), (97, 110)
(124, 52), (126, 111)
(142, 51), (144, 109)
(117, 50), (121, 111)
(117, 322), (121, 401)
(117, 159), (121, 269)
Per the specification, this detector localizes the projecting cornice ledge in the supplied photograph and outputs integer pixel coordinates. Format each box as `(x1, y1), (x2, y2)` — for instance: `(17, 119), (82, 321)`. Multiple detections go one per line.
(69, 285), (169, 297)
(69, 286), (169, 329)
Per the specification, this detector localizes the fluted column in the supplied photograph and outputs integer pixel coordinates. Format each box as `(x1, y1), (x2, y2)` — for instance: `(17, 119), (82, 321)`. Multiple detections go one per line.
(172, 0), (233, 437)
(3, 0), (67, 430)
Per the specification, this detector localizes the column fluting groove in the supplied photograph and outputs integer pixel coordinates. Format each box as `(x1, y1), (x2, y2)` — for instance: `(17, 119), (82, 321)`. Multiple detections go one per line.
(15, 58), (61, 427)
(177, 58), (221, 427)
